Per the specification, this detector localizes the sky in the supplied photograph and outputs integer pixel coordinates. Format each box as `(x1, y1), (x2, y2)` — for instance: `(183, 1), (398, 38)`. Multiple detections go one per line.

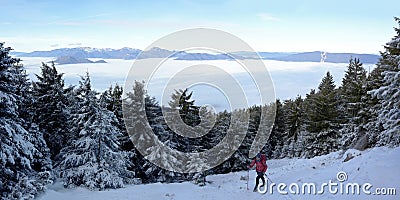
(1, 0), (399, 53)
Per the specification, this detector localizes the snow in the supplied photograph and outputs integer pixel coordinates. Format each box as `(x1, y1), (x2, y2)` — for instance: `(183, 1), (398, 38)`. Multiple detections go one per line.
(38, 146), (400, 200)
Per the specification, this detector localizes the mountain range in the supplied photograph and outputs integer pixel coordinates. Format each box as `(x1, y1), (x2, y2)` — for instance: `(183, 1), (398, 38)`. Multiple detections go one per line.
(12, 47), (380, 64)
(266, 51), (380, 64)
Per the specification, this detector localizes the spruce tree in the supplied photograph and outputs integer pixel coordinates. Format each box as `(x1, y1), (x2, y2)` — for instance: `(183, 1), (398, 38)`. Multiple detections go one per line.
(340, 58), (367, 122)
(165, 88), (201, 153)
(370, 17), (400, 146)
(57, 73), (134, 190)
(123, 81), (182, 183)
(31, 62), (72, 159)
(100, 84), (124, 130)
(207, 111), (231, 174)
(304, 72), (340, 157)
(359, 62), (386, 146)
(0, 43), (52, 199)
(283, 96), (304, 157)
(339, 58), (368, 149)
(269, 100), (286, 158)
(168, 89), (200, 128)
(100, 84), (134, 150)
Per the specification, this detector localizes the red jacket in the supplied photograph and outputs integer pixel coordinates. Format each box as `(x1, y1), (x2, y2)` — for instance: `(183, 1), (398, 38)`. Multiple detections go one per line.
(249, 154), (267, 173)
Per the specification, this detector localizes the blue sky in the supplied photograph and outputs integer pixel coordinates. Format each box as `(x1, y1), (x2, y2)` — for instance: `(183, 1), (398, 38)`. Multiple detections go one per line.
(1, 0), (399, 53)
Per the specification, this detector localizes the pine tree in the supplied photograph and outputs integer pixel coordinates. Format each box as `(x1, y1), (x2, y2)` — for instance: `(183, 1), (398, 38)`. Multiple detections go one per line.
(339, 58), (368, 149)
(31, 62), (72, 159)
(100, 84), (124, 130)
(165, 88), (204, 180)
(207, 110), (231, 174)
(340, 58), (367, 122)
(370, 17), (400, 146)
(269, 100), (286, 158)
(167, 89), (200, 145)
(0, 43), (52, 199)
(283, 96), (304, 157)
(169, 88), (200, 126)
(57, 73), (134, 190)
(359, 62), (386, 146)
(163, 88), (202, 156)
(8, 55), (53, 173)
(189, 106), (217, 186)
(304, 72), (340, 157)
(123, 81), (183, 183)
(100, 84), (133, 150)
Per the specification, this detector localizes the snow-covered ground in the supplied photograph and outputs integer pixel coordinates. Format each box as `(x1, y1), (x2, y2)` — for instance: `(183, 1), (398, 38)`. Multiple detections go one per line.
(38, 146), (399, 200)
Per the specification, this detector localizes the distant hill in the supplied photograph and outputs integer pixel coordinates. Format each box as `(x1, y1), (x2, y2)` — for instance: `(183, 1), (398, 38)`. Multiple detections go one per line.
(231, 51), (296, 59)
(19, 47), (178, 60)
(175, 53), (245, 60)
(51, 56), (107, 65)
(10, 51), (26, 56)
(137, 47), (175, 59)
(16, 47), (380, 63)
(20, 47), (141, 59)
(269, 51), (379, 64)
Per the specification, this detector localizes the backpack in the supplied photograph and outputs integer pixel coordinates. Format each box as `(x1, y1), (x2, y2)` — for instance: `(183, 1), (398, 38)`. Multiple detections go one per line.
(261, 154), (267, 168)
(256, 154), (267, 170)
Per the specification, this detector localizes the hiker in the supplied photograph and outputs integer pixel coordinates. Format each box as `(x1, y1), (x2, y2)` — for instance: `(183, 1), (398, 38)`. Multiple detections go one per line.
(248, 153), (268, 192)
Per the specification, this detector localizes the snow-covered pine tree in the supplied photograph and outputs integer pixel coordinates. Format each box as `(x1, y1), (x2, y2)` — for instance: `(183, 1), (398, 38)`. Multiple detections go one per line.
(140, 95), (173, 183)
(8, 55), (53, 173)
(283, 96), (304, 157)
(297, 89), (316, 157)
(188, 105), (216, 186)
(235, 105), (259, 167)
(100, 84), (124, 132)
(123, 81), (181, 183)
(371, 17), (400, 147)
(340, 58), (367, 123)
(100, 84), (136, 152)
(57, 72), (134, 190)
(31, 62), (72, 159)
(304, 72), (340, 157)
(100, 84), (123, 116)
(9, 61), (31, 121)
(269, 100), (286, 158)
(285, 97), (303, 140)
(206, 110), (231, 174)
(359, 63), (386, 146)
(211, 108), (249, 175)
(339, 58), (368, 149)
(0, 43), (52, 199)
(165, 88), (205, 181)
(224, 107), (253, 172)
(166, 89), (201, 153)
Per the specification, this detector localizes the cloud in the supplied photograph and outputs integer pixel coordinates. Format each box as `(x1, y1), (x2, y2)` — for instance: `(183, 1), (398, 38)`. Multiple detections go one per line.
(48, 13), (111, 26)
(257, 13), (281, 22)
(0, 36), (89, 52)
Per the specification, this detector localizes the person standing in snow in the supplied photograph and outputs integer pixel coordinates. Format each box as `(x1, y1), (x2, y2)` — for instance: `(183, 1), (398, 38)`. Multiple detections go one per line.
(248, 153), (268, 192)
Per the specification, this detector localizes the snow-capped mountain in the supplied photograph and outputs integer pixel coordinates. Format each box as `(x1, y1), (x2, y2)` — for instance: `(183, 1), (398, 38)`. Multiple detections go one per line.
(17, 47), (142, 59)
(14, 47), (379, 63)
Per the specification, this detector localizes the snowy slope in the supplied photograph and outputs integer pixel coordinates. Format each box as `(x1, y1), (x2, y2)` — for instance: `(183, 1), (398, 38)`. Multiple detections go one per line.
(38, 146), (399, 200)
